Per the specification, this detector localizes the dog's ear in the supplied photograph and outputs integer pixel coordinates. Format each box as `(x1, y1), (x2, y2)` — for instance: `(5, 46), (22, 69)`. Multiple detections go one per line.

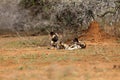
(73, 38), (79, 42)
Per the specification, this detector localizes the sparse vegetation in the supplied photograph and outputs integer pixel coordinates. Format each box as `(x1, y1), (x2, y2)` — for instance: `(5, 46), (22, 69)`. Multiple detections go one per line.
(0, 36), (50, 48)
(0, 0), (120, 38)
(0, 0), (120, 80)
(17, 0), (120, 39)
(0, 36), (120, 80)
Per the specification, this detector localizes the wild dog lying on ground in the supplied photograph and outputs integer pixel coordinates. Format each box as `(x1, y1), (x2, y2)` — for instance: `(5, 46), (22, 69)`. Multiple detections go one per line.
(49, 32), (86, 50)
(63, 38), (86, 50)
(72, 38), (86, 49)
(57, 41), (69, 50)
(56, 38), (86, 50)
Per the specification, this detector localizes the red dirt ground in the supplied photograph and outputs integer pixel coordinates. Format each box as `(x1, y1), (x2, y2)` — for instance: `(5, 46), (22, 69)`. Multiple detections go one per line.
(0, 21), (120, 80)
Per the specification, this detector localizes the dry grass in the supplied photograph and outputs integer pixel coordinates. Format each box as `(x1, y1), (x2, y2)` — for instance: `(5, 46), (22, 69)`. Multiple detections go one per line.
(0, 36), (120, 80)
(0, 36), (50, 48)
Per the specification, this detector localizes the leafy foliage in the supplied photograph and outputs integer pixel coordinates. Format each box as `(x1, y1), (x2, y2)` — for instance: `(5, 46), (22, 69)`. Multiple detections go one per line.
(17, 0), (120, 37)
(19, 0), (58, 17)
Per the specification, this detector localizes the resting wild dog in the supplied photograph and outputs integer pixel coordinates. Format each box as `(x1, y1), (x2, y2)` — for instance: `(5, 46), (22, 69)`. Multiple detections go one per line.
(57, 41), (69, 49)
(49, 32), (59, 49)
(56, 38), (86, 50)
(72, 38), (86, 49)
(65, 38), (86, 50)
(49, 32), (86, 50)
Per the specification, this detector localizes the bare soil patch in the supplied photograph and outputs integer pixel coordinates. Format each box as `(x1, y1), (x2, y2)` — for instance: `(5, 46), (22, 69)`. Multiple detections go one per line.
(0, 22), (120, 80)
(0, 42), (120, 80)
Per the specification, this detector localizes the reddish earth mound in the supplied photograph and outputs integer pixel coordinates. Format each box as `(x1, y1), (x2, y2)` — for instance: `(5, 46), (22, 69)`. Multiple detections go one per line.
(79, 21), (117, 43)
